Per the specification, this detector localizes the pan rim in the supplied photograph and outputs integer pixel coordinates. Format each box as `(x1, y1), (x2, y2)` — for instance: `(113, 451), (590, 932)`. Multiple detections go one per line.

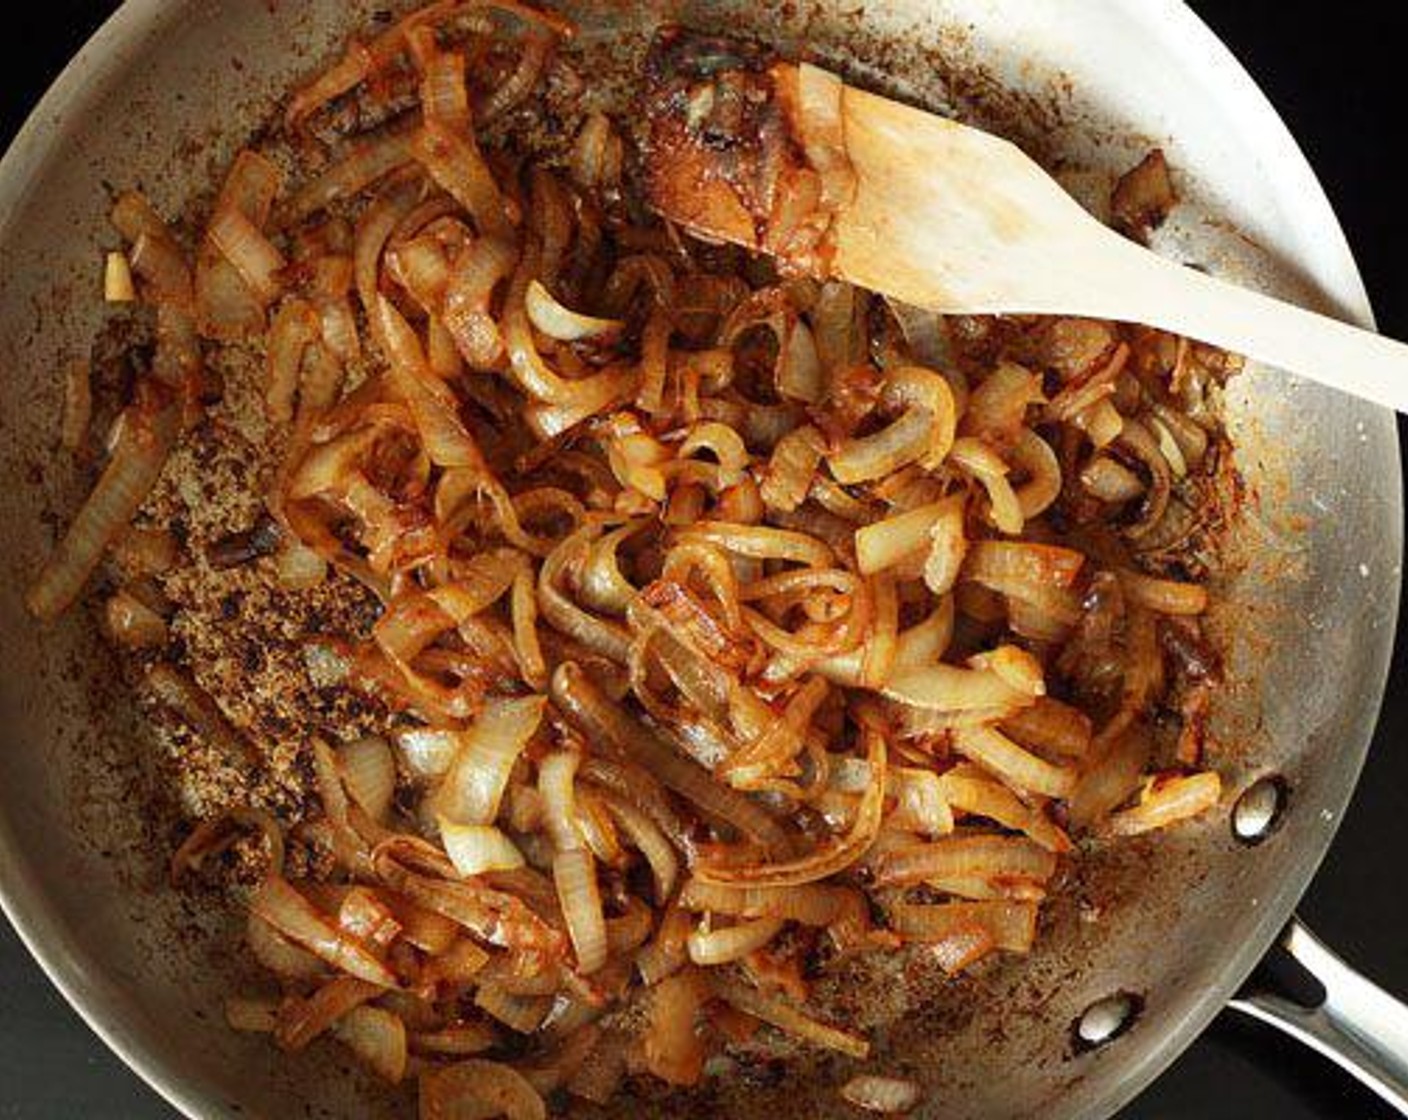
(0, 1), (1400, 1119)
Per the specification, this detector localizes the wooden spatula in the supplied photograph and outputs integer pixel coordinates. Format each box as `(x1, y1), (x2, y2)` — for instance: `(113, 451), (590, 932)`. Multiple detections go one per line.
(641, 32), (1408, 413)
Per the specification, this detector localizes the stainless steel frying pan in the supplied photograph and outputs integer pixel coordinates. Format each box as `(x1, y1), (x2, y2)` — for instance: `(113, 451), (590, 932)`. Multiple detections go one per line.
(1, 2), (1406, 1117)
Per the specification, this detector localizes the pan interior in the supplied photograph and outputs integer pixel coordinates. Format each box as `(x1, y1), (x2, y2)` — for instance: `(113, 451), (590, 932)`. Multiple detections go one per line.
(0, 2), (1398, 1118)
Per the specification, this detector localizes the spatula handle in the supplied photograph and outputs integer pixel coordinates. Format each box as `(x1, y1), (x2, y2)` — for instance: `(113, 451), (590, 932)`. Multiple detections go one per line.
(1230, 918), (1408, 1115)
(1098, 237), (1407, 413)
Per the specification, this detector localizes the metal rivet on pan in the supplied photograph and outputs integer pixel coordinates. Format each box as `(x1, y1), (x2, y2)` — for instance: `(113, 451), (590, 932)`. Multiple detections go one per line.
(1073, 992), (1143, 1052)
(1232, 776), (1288, 845)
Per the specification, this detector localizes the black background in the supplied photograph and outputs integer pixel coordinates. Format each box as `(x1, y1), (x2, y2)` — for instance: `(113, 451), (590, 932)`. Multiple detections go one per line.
(2, 3), (1406, 1117)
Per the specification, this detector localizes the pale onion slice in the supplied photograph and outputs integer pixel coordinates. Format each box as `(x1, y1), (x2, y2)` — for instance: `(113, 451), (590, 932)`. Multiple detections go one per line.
(937, 770), (1071, 854)
(923, 496), (968, 595)
(553, 847), (609, 974)
(105, 251), (137, 302)
(686, 915), (784, 966)
(967, 645), (1046, 698)
(1012, 428), (1062, 518)
(1073, 397), (1125, 448)
(888, 768), (955, 836)
(247, 913), (327, 981)
(761, 424), (825, 513)
(679, 521), (834, 569)
(855, 500), (946, 576)
(441, 821), (527, 877)
(829, 366), (955, 483)
(887, 899), (1039, 953)
(950, 436), (1023, 535)
(598, 791), (679, 902)
(538, 750), (586, 853)
(1081, 455), (1145, 502)
(578, 521), (647, 617)
(829, 408), (932, 485)
(1117, 569), (1209, 616)
(871, 834), (1057, 889)
(224, 995), (280, 1034)
(964, 540), (1085, 589)
(1105, 772), (1222, 836)
(332, 1005), (408, 1084)
(275, 975), (381, 1052)
(207, 206), (286, 305)
(840, 1075), (922, 1115)
(525, 279), (623, 340)
(952, 726), (1076, 799)
(962, 360), (1044, 439)
(339, 736), (395, 822)
(395, 727), (460, 781)
(678, 421), (751, 491)
(882, 664), (1027, 712)
(435, 696), (546, 825)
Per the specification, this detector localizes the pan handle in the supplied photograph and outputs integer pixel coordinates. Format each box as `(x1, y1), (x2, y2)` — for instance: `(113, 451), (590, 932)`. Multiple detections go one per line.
(1229, 917), (1408, 1115)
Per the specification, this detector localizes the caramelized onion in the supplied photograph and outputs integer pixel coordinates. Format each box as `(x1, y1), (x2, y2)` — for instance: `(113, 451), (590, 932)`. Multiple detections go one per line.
(872, 834), (1057, 889)
(714, 976), (869, 1059)
(696, 731), (883, 888)
(28, 392), (178, 620)
(420, 1059), (546, 1120)
(888, 899), (1038, 953)
(553, 847), (609, 974)
(525, 279), (623, 340)
(43, 17), (1241, 1113)
(644, 969), (709, 1085)
(334, 1005), (408, 1083)
(1106, 771), (1221, 836)
(249, 878), (397, 988)
(552, 662), (789, 852)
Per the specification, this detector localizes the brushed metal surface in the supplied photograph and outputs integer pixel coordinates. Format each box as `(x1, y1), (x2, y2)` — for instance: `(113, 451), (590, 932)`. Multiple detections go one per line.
(0, 2), (1400, 1118)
